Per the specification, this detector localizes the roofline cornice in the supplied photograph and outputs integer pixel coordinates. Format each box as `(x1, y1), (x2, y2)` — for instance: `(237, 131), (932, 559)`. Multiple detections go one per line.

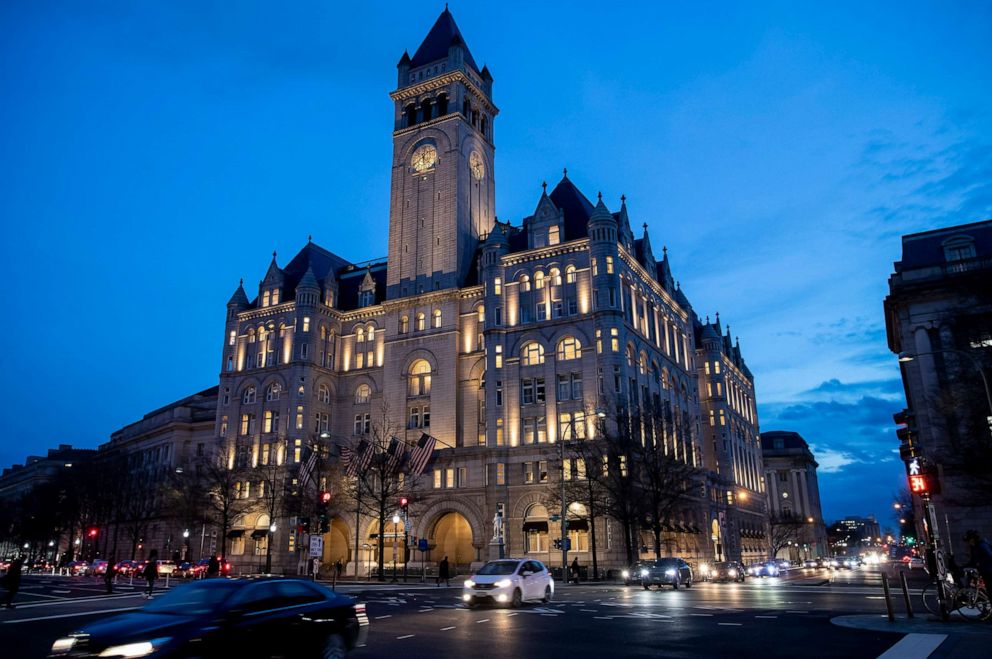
(390, 70), (499, 116)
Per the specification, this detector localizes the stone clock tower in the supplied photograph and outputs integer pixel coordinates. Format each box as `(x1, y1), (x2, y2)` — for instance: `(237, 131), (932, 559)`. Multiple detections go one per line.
(386, 8), (497, 299)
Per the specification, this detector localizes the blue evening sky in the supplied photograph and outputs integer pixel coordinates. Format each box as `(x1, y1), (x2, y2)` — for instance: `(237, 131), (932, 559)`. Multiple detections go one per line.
(2, 1), (990, 525)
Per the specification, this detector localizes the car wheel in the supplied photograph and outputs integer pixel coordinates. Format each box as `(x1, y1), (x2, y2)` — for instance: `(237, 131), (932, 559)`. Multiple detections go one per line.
(685, 579), (692, 589)
(511, 588), (523, 608)
(319, 633), (346, 659)
(543, 586), (552, 603)
(673, 579), (680, 590)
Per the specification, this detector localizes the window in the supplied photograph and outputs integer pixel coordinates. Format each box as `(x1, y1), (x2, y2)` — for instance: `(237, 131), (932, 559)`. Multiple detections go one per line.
(535, 271), (545, 289)
(445, 468), (455, 488)
(272, 290), (279, 305)
(228, 330), (236, 346)
(626, 344), (635, 367)
(295, 405), (304, 430)
(477, 306), (485, 323)
(408, 407), (420, 429)
(359, 290), (374, 307)
(493, 277), (502, 295)
(263, 410), (280, 433)
(520, 274), (531, 292)
(596, 329), (602, 354)
(354, 413), (371, 435)
(494, 307), (502, 326)
(521, 378), (546, 405)
(315, 412), (329, 432)
(293, 439), (302, 463)
(557, 336), (581, 361)
(496, 380), (503, 407)
(495, 344), (503, 369)
(496, 417), (504, 446)
(355, 384), (371, 404)
(719, 410), (726, 426)
(559, 411), (586, 440)
(558, 373), (582, 400)
(550, 268), (562, 287)
(242, 386), (257, 404)
(606, 256), (614, 274)
(223, 388), (230, 405)
(433, 469), (442, 489)
(408, 359), (432, 397)
(592, 258), (598, 276)
(521, 342), (545, 366)
(537, 304), (547, 321)
(300, 343), (308, 359)
(432, 309), (442, 329)
(565, 265), (577, 284)
(416, 313), (426, 331)
(943, 236), (976, 262)
(399, 316), (409, 333)
(548, 225), (560, 246)
(265, 383), (281, 401)
(610, 328), (619, 352)
(303, 317), (310, 333)
(220, 415), (229, 436)
(522, 416), (547, 444)
(495, 463), (506, 485)
(240, 413), (255, 436)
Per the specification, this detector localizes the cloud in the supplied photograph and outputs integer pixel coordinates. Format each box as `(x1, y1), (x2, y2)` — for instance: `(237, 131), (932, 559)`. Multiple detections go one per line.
(807, 446), (858, 473)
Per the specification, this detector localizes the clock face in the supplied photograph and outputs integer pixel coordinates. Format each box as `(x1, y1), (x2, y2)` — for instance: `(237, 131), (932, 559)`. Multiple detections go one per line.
(470, 152), (485, 180)
(411, 144), (437, 172)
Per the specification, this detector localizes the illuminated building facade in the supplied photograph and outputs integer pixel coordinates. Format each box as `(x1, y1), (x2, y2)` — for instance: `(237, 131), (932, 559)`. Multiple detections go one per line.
(213, 9), (768, 574)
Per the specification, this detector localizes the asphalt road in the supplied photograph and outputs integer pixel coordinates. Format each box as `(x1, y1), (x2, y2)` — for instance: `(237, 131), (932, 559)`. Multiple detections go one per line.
(0, 566), (966, 658)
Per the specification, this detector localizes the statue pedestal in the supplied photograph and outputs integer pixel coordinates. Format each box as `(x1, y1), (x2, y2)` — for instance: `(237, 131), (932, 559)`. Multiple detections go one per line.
(488, 541), (505, 560)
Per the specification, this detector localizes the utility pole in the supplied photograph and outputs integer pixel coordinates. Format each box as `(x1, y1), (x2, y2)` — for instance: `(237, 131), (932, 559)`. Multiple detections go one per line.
(559, 438), (568, 581)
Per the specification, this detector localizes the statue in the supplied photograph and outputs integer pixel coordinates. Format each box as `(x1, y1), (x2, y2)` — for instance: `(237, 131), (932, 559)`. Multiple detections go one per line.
(492, 505), (504, 543)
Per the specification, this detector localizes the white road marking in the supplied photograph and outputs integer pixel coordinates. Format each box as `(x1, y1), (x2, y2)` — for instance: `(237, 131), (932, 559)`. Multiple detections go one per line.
(396, 634), (415, 640)
(689, 613), (713, 617)
(476, 619), (489, 623)
(441, 626), (456, 631)
(3, 606), (138, 624)
(51, 590), (72, 594)
(507, 612), (518, 617)
(876, 633), (947, 659)
(786, 610), (809, 614)
(594, 616), (613, 620)
(418, 608), (434, 612)
(11, 593), (143, 609)
(754, 615), (777, 619)
(375, 615), (392, 619)
(718, 622), (743, 626)
(580, 609), (598, 612)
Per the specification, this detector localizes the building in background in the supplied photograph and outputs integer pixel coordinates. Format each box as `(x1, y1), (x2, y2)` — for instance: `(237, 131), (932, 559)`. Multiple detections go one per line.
(826, 516), (882, 556)
(885, 219), (992, 560)
(761, 431), (828, 560)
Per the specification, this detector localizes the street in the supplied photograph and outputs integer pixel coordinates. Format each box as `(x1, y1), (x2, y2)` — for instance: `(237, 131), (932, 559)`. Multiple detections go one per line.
(3, 566), (987, 658)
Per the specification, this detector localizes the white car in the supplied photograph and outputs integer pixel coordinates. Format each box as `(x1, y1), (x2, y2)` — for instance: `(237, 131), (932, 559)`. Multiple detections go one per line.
(463, 559), (554, 608)
(907, 557), (925, 570)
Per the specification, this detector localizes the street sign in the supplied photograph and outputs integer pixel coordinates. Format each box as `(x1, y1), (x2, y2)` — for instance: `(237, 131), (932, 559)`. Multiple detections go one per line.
(418, 538), (428, 552)
(309, 535), (324, 558)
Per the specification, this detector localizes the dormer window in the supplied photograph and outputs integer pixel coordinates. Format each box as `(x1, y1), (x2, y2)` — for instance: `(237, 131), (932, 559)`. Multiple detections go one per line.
(548, 225), (560, 246)
(262, 291), (270, 307)
(943, 236), (976, 262)
(359, 290), (375, 307)
(271, 289), (279, 305)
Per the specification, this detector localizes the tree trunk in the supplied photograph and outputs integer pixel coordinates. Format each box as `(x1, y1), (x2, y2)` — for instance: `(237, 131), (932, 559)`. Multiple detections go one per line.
(653, 526), (662, 559)
(376, 498), (386, 581)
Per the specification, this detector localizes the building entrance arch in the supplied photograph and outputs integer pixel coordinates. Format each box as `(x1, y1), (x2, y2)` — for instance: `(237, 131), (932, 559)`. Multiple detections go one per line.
(430, 512), (475, 573)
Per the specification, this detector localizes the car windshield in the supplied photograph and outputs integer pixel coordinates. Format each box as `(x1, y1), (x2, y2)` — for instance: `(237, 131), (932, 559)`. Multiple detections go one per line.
(713, 562), (733, 569)
(656, 559), (679, 567)
(477, 561), (520, 575)
(142, 581), (239, 616)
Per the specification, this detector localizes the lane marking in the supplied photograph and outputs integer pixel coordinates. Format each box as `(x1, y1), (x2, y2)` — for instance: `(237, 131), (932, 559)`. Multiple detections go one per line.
(10, 593), (143, 610)
(689, 613), (713, 617)
(786, 610), (809, 614)
(476, 619), (490, 623)
(441, 626), (456, 631)
(51, 590), (72, 594)
(375, 615), (392, 619)
(3, 606), (139, 624)
(594, 616), (613, 620)
(876, 633), (947, 659)
(396, 634), (415, 640)
(507, 612), (518, 617)
(418, 608), (434, 612)
(755, 615), (778, 619)
(718, 622), (743, 626)
(580, 609), (598, 612)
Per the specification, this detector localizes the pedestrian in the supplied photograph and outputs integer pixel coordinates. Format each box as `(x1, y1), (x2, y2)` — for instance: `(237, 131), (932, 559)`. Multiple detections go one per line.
(335, 559), (343, 580)
(570, 557), (581, 584)
(1, 556), (25, 609)
(437, 555), (450, 587)
(142, 551), (159, 599)
(104, 559), (116, 594)
(963, 530), (992, 588)
(206, 555), (220, 578)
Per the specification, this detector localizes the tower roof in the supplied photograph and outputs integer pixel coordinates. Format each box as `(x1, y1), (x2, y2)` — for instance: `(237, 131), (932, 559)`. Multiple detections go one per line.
(549, 175), (597, 241)
(410, 8), (480, 73)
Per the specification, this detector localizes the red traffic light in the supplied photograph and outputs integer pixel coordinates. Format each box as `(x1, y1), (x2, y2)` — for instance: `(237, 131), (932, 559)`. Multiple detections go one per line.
(909, 474), (928, 494)
(320, 491), (332, 504)
(399, 496), (409, 508)
(87, 528), (98, 537)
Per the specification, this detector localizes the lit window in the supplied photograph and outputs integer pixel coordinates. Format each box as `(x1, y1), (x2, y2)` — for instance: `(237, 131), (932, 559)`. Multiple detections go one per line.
(520, 275), (531, 292)
(495, 463), (505, 485)
(557, 336), (581, 361)
(496, 418), (504, 445)
(550, 268), (562, 286)
(262, 291), (270, 307)
(295, 406), (304, 430)
(535, 271), (545, 289)
(495, 344), (503, 369)
(548, 225), (560, 246)
(263, 410), (280, 434)
(271, 290), (279, 305)
(432, 309), (442, 329)
(565, 265), (577, 283)
(408, 359), (432, 397)
(477, 306), (485, 323)
(521, 342), (545, 366)
(610, 328), (619, 353)
(302, 317), (310, 332)
(592, 258), (598, 276)
(242, 386), (256, 404)
(416, 313), (426, 331)
(714, 361), (721, 374)
(265, 383), (281, 401)
(606, 256), (614, 274)
(293, 439), (302, 463)
(399, 316), (409, 333)
(220, 415), (228, 436)
(228, 330), (236, 346)
(493, 277), (502, 295)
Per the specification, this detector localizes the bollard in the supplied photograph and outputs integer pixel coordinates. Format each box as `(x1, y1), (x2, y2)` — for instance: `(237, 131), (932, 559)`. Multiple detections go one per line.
(165, 573), (170, 589)
(899, 571), (914, 619)
(881, 573), (896, 622)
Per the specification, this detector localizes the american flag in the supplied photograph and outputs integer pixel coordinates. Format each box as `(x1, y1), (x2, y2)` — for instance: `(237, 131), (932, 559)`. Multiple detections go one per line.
(384, 437), (406, 474)
(298, 447), (319, 488)
(345, 439), (370, 477)
(407, 433), (437, 477)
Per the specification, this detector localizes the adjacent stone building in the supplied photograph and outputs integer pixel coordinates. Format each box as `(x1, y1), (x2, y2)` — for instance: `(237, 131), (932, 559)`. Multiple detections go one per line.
(884, 219), (992, 559)
(761, 431), (828, 560)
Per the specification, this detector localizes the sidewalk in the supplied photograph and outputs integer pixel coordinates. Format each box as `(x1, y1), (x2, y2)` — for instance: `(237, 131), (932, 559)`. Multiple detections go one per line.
(832, 614), (992, 658)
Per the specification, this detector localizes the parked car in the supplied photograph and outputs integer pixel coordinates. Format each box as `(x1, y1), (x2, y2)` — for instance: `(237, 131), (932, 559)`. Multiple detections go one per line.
(193, 557), (233, 577)
(50, 577), (368, 658)
(156, 560), (177, 576)
(114, 560), (139, 576)
(747, 561), (781, 577)
(707, 561), (746, 583)
(621, 562), (644, 586)
(640, 557), (694, 590)
(175, 561), (194, 578)
(86, 560), (109, 576)
(463, 558), (554, 608)
(66, 561), (89, 576)
(906, 557), (925, 570)
(803, 559), (819, 569)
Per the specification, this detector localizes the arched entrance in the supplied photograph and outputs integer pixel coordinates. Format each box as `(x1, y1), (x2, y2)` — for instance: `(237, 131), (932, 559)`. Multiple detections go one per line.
(431, 512), (474, 572)
(366, 518), (407, 576)
(323, 518), (350, 566)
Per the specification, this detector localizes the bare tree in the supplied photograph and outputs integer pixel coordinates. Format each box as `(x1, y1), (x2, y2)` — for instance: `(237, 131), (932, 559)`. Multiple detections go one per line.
(768, 513), (805, 558)
(202, 455), (256, 561)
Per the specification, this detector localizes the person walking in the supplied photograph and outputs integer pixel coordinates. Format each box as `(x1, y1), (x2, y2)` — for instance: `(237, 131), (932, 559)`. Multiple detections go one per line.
(570, 557), (581, 584)
(437, 556), (450, 587)
(2, 556), (25, 609)
(104, 559), (116, 594)
(963, 530), (992, 588)
(206, 554), (220, 578)
(335, 559), (343, 580)
(142, 551), (159, 599)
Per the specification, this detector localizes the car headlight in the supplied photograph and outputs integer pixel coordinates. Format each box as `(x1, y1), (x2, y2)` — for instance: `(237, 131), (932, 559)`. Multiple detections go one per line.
(699, 564), (709, 575)
(728, 569), (737, 577)
(51, 638), (77, 654)
(494, 579), (513, 589)
(464, 579), (476, 589)
(640, 569), (649, 577)
(769, 568), (778, 575)
(621, 570), (630, 579)
(665, 569), (676, 577)
(98, 638), (171, 658)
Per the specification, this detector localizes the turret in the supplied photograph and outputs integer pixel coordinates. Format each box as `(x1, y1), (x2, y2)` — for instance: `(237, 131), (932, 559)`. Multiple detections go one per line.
(295, 267), (320, 308)
(226, 278), (250, 319)
(397, 50), (411, 88)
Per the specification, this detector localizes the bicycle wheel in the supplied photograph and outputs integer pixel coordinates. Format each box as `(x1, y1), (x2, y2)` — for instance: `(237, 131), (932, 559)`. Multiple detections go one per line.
(921, 582), (940, 616)
(956, 588), (992, 621)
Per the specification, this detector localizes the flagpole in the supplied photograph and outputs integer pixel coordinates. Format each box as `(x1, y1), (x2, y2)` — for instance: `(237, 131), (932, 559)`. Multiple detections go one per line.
(354, 475), (362, 580)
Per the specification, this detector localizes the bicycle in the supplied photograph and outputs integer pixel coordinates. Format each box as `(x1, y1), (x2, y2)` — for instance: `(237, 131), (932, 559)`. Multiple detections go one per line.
(921, 567), (992, 621)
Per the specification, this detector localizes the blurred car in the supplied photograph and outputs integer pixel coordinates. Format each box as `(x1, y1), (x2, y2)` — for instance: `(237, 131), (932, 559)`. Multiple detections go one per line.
(907, 557), (925, 570)
(621, 562), (644, 586)
(114, 560), (139, 576)
(840, 557), (861, 569)
(774, 559), (793, 572)
(175, 561), (194, 578)
(707, 561), (746, 583)
(463, 558), (554, 608)
(640, 557), (694, 590)
(803, 559), (819, 569)
(156, 560), (177, 576)
(193, 557), (233, 577)
(66, 561), (89, 576)
(49, 577), (368, 658)
(748, 561), (781, 577)
(86, 560), (109, 576)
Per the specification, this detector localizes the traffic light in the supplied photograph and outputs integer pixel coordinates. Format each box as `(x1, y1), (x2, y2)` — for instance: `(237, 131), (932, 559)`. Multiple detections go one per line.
(894, 410), (919, 461)
(320, 491), (332, 504)
(87, 527), (98, 538)
(299, 517), (311, 534)
(553, 538), (562, 550)
(399, 496), (409, 513)
(909, 474), (929, 494)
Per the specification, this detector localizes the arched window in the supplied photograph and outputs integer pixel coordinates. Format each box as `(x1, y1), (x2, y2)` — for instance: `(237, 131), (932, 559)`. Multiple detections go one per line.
(319, 383), (331, 404)
(355, 384), (371, 405)
(248, 329), (256, 343)
(262, 291), (270, 307)
(462, 99), (470, 117)
(565, 265), (577, 284)
(639, 351), (648, 375)
(258, 327), (267, 343)
(366, 325), (376, 342)
(524, 503), (549, 553)
(405, 103), (417, 127)
(265, 383), (281, 401)
(521, 342), (545, 366)
(399, 316), (409, 334)
(319, 326), (327, 341)
(242, 386), (257, 405)
(421, 98), (433, 122)
(408, 360), (432, 397)
(519, 274), (531, 292)
(480, 115), (488, 137)
(534, 271), (545, 289)
(432, 309), (442, 329)
(476, 305), (485, 323)
(416, 313), (426, 331)
(550, 268), (562, 286)
(356, 327), (365, 344)
(437, 93), (448, 116)
(557, 336), (581, 361)
(626, 344), (635, 368)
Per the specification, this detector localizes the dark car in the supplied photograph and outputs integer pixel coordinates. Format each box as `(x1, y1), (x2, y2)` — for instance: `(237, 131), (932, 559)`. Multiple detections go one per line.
(640, 558), (693, 590)
(621, 562), (644, 586)
(49, 577), (368, 658)
(708, 561), (746, 583)
(747, 561), (781, 578)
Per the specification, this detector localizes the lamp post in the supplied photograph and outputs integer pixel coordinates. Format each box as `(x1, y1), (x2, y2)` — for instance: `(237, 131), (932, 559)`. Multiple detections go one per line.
(391, 514), (400, 583)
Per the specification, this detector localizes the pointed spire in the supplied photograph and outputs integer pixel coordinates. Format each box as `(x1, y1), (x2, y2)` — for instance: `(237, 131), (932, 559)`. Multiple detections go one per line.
(410, 7), (480, 72)
(642, 222), (648, 235)
(297, 266), (319, 291)
(597, 191), (603, 201)
(663, 245), (668, 257)
(227, 279), (250, 307)
(307, 234), (312, 243)
(589, 194), (613, 225)
(541, 181), (548, 194)
(562, 167), (568, 178)
(397, 49), (411, 66)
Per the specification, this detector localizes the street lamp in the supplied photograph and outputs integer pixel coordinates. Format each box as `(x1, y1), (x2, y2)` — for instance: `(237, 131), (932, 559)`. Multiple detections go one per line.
(391, 514), (401, 583)
(893, 503), (901, 510)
